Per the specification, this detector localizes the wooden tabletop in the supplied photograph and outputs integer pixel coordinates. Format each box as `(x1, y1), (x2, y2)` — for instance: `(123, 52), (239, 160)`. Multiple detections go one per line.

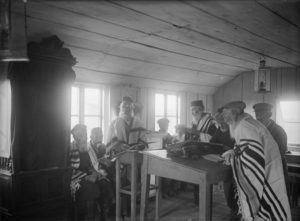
(142, 149), (230, 175)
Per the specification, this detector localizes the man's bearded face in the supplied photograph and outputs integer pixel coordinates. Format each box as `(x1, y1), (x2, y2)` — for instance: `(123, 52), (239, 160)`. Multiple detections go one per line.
(120, 101), (133, 116)
(222, 108), (235, 125)
(191, 106), (203, 121)
(91, 131), (103, 145)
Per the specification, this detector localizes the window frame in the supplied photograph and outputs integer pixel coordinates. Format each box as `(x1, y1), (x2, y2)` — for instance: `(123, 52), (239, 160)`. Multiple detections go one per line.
(71, 83), (105, 139)
(276, 99), (300, 150)
(154, 91), (181, 134)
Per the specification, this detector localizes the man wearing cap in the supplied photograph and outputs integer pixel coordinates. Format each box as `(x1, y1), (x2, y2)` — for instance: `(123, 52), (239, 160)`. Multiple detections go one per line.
(211, 108), (239, 218)
(106, 96), (144, 148)
(187, 100), (217, 142)
(221, 101), (291, 221)
(253, 103), (289, 195)
(157, 118), (173, 148)
(187, 100), (217, 206)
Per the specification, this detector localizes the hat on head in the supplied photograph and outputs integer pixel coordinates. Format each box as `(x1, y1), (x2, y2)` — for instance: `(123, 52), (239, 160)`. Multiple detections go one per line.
(122, 96), (133, 103)
(222, 101), (246, 110)
(191, 100), (204, 108)
(253, 103), (273, 112)
(217, 107), (224, 114)
(91, 127), (102, 135)
(157, 118), (169, 125)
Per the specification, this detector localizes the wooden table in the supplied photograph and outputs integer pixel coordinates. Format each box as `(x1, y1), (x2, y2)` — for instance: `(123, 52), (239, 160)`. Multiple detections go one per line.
(139, 150), (231, 221)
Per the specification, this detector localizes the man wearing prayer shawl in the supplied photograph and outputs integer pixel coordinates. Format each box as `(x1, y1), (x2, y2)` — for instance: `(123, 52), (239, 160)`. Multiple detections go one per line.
(187, 100), (217, 205)
(106, 96), (144, 149)
(187, 100), (217, 142)
(221, 101), (291, 221)
(105, 96), (144, 216)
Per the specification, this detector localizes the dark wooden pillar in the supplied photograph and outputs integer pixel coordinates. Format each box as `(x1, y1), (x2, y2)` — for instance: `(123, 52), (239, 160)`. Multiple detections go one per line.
(0, 35), (76, 220)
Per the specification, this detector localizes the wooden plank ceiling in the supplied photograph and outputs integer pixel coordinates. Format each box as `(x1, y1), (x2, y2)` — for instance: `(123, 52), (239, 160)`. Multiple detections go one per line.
(26, 0), (300, 94)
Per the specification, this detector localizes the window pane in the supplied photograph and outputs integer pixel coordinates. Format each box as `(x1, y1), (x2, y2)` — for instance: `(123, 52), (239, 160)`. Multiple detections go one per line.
(178, 96), (181, 124)
(280, 101), (300, 122)
(71, 116), (79, 131)
(284, 123), (300, 144)
(167, 117), (177, 135)
(155, 116), (164, 131)
(84, 88), (100, 115)
(167, 95), (177, 116)
(155, 94), (164, 116)
(71, 87), (79, 115)
(84, 116), (101, 139)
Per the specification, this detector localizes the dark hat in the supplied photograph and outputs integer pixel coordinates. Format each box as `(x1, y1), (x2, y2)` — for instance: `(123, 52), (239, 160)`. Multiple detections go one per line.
(253, 103), (273, 112)
(191, 100), (204, 108)
(222, 101), (246, 110)
(217, 107), (224, 113)
(122, 96), (133, 103)
(157, 118), (169, 125)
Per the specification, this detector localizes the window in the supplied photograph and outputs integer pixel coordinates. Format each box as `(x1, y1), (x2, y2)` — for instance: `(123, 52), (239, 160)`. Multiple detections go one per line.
(71, 85), (105, 140)
(277, 100), (300, 148)
(155, 93), (180, 135)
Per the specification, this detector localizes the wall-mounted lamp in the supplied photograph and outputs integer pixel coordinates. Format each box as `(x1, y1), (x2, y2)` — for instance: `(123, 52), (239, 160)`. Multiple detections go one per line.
(0, 0), (28, 62)
(254, 57), (271, 93)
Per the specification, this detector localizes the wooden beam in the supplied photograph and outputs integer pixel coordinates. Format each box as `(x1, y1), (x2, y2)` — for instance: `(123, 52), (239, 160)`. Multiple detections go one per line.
(108, 0), (299, 66)
(28, 2), (256, 70)
(27, 17), (246, 76)
(73, 66), (219, 94)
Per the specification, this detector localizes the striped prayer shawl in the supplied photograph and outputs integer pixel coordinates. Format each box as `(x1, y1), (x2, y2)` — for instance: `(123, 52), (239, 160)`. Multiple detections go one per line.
(192, 113), (216, 142)
(69, 141), (80, 169)
(231, 114), (291, 221)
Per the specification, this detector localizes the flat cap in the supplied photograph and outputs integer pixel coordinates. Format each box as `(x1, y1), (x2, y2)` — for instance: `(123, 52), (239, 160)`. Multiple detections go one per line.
(217, 107), (224, 114)
(157, 118), (169, 125)
(122, 96), (133, 103)
(191, 100), (204, 108)
(222, 101), (246, 110)
(253, 103), (273, 112)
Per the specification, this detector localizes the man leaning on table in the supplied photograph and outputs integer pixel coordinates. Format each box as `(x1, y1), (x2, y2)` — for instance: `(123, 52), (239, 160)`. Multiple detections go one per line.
(186, 100), (217, 205)
(221, 101), (291, 221)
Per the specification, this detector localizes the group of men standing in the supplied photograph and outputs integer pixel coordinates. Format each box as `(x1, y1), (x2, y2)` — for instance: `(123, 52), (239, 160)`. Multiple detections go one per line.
(70, 95), (291, 221)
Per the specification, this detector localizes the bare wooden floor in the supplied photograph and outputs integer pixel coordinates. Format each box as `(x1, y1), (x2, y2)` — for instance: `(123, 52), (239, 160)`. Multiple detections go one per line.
(10, 184), (300, 221)
(124, 185), (231, 221)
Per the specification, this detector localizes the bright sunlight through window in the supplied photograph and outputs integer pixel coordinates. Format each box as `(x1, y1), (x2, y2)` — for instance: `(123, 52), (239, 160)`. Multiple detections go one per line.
(155, 93), (180, 135)
(278, 101), (300, 146)
(71, 86), (104, 140)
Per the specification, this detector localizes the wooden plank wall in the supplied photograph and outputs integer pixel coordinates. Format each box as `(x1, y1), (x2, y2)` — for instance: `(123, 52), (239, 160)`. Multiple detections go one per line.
(213, 67), (300, 120)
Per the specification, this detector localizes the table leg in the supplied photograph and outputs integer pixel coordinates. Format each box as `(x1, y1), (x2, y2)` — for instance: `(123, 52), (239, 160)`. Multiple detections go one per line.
(116, 159), (121, 221)
(155, 176), (162, 220)
(140, 156), (150, 221)
(131, 153), (137, 221)
(199, 181), (212, 221)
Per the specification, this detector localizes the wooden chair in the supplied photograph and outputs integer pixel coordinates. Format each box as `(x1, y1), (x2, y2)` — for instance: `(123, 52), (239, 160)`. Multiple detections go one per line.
(115, 151), (143, 221)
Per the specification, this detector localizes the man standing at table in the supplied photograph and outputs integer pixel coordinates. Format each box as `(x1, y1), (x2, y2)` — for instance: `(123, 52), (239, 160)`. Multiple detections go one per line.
(222, 101), (291, 221)
(106, 96), (144, 217)
(253, 102), (289, 195)
(187, 100), (217, 205)
(106, 96), (144, 149)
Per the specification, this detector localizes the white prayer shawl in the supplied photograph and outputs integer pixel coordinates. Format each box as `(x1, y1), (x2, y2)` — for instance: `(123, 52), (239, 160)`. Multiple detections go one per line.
(106, 116), (143, 145)
(230, 113), (291, 221)
(87, 143), (99, 172)
(192, 113), (215, 142)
